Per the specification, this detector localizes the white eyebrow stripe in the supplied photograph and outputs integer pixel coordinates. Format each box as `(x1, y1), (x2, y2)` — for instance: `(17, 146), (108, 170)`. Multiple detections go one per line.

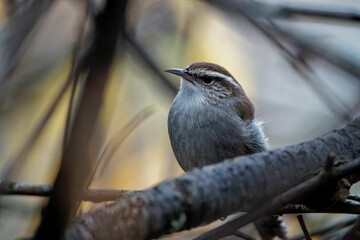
(204, 71), (233, 82)
(193, 68), (238, 86)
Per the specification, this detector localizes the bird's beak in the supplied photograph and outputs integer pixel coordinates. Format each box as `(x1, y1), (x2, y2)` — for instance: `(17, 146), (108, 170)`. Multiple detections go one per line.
(164, 68), (193, 83)
(164, 68), (187, 77)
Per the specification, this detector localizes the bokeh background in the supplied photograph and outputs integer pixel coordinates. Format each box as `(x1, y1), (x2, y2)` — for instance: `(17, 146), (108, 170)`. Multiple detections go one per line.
(0, 0), (359, 239)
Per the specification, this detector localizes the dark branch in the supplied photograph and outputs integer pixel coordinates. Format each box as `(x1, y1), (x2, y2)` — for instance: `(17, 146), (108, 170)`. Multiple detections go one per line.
(62, 117), (360, 240)
(297, 215), (311, 240)
(209, 1), (360, 23)
(291, 218), (357, 240)
(33, 1), (128, 239)
(1, 0), (89, 180)
(125, 32), (177, 97)
(0, 180), (136, 203)
(207, 0), (360, 81)
(207, 0), (357, 122)
(274, 3), (360, 22)
(342, 216), (360, 240)
(93, 106), (155, 180)
(193, 155), (360, 240)
(0, 0), (55, 83)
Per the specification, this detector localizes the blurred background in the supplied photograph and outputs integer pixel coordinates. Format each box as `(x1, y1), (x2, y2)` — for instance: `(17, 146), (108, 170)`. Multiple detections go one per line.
(0, 0), (359, 239)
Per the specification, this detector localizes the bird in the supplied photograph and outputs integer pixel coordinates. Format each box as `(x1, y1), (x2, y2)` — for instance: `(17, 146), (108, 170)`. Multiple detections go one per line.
(165, 62), (287, 239)
(166, 62), (268, 170)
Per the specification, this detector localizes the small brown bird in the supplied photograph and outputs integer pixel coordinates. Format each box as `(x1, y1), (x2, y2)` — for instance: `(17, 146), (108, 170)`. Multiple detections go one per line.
(166, 62), (268, 170)
(165, 62), (287, 239)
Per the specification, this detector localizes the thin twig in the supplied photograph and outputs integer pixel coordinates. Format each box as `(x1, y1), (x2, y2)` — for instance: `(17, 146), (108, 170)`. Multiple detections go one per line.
(61, 0), (91, 152)
(291, 218), (357, 240)
(297, 215), (312, 240)
(125, 31), (177, 97)
(273, 2), (360, 22)
(207, 0), (360, 81)
(0, 0), (55, 83)
(92, 106), (155, 182)
(207, 1), (360, 23)
(0, 75), (72, 179)
(208, 0), (354, 122)
(268, 20), (353, 122)
(1, 0), (90, 180)
(0, 180), (136, 203)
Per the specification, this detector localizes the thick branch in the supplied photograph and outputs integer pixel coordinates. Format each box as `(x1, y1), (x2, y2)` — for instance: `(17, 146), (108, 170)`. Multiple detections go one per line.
(192, 156), (360, 240)
(63, 117), (360, 240)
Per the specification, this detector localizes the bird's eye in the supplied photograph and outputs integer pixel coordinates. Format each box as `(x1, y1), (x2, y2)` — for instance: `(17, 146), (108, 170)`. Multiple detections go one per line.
(202, 76), (214, 85)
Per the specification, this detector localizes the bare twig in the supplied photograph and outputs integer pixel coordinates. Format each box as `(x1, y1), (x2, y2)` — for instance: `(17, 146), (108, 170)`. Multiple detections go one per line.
(0, 180), (136, 202)
(125, 31), (177, 97)
(297, 215), (312, 240)
(208, 1), (360, 23)
(1, 0), (90, 180)
(273, 2), (360, 22)
(93, 106), (155, 182)
(61, 0), (91, 152)
(294, 66), (352, 122)
(0, 0), (55, 83)
(207, 0), (354, 122)
(291, 218), (357, 240)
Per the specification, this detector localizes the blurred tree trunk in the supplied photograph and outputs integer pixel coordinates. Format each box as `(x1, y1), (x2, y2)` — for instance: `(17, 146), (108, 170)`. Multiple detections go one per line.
(33, 1), (128, 239)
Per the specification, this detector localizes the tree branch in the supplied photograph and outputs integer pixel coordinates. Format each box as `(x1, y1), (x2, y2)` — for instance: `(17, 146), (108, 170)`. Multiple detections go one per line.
(62, 116), (360, 240)
(0, 180), (136, 203)
(192, 155), (360, 240)
(272, 2), (360, 22)
(207, 0), (360, 81)
(297, 215), (311, 240)
(124, 31), (177, 97)
(0, 0), (55, 83)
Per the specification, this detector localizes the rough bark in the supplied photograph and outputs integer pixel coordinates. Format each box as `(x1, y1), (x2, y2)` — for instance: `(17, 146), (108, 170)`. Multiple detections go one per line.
(62, 117), (360, 240)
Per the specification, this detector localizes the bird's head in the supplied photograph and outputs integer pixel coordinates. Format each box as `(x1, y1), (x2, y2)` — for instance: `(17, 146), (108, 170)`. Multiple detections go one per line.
(165, 62), (254, 120)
